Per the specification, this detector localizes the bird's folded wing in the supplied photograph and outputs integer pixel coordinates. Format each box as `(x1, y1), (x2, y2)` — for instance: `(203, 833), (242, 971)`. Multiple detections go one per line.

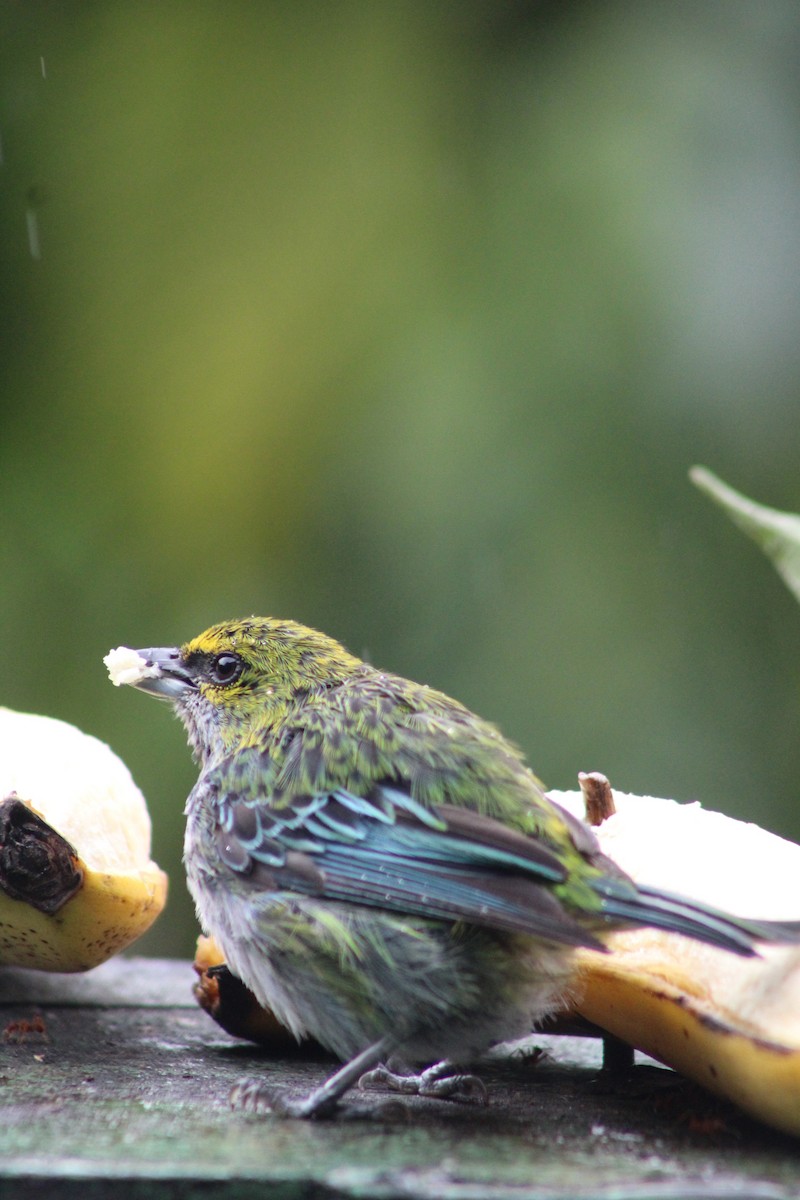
(203, 770), (604, 949)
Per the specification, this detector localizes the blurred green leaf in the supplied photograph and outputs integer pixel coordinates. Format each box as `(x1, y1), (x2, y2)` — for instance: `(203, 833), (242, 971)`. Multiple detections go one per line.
(691, 466), (800, 605)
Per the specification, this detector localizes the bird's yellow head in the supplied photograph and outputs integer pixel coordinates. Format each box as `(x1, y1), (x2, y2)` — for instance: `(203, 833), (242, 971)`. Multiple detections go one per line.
(106, 617), (361, 763)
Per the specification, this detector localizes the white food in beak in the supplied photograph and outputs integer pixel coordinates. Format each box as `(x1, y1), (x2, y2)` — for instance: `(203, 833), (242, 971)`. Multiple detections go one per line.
(104, 646), (161, 688)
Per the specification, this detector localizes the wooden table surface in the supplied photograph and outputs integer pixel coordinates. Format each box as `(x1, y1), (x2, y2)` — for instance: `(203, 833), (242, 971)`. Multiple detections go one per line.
(0, 957), (798, 1199)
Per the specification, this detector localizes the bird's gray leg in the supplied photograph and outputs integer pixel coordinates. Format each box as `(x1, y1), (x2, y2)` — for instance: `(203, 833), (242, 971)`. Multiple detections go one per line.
(359, 1058), (488, 1104)
(231, 1037), (392, 1119)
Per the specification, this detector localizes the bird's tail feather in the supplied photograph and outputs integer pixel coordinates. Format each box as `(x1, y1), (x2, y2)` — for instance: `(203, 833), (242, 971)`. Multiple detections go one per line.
(596, 880), (800, 956)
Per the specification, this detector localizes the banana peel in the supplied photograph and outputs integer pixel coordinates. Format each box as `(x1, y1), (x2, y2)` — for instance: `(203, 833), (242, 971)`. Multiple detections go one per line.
(193, 933), (304, 1049)
(0, 707), (167, 971)
(551, 781), (800, 1136)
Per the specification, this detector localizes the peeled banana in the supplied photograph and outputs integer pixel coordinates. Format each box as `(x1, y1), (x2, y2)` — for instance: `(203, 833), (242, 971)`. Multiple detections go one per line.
(0, 707), (167, 971)
(552, 781), (800, 1136)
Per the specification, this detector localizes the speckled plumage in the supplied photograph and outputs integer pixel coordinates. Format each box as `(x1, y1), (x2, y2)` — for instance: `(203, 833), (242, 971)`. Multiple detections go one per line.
(118, 617), (791, 1116)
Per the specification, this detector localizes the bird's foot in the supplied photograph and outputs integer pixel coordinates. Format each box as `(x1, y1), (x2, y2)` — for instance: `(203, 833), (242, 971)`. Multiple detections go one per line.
(230, 1077), (341, 1119)
(359, 1058), (488, 1104)
(228, 1038), (396, 1120)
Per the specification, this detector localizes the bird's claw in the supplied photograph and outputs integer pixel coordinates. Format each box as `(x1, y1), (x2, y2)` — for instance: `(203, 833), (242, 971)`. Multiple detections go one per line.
(229, 1077), (339, 1119)
(230, 1077), (274, 1115)
(359, 1059), (488, 1104)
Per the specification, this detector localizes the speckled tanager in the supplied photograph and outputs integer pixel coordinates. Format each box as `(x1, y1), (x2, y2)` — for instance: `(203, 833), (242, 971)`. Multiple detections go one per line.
(107, 617), (797, 1118)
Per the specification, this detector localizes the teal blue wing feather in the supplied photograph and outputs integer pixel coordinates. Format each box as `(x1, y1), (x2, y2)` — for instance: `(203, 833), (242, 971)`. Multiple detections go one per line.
(207, 760), (606, 950)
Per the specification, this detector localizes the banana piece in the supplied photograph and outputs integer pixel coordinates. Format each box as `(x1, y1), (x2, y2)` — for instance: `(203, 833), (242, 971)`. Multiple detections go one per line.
(552, 784), (800, 1136)
(0, 707), (167, 971)
(193, 934), (304, 1048)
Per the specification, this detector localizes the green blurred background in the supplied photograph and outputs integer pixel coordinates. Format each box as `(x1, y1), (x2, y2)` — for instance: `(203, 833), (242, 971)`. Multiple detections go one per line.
(2, 1), (799, 959)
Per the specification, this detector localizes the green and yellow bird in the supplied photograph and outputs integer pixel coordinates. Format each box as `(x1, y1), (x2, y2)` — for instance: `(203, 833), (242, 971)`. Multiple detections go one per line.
(106, 618), (798, 1117)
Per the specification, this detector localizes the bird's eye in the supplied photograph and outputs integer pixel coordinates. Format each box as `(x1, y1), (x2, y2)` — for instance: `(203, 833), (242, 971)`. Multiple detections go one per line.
(209, 653), (243, 686)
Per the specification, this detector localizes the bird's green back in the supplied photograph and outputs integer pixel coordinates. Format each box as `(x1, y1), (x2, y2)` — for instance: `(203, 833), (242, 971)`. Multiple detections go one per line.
(179, 618), (604, 911)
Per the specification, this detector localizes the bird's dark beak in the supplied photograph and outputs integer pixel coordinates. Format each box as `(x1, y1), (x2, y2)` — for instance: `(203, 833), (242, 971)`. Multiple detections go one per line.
(105, 645), (196, 700)
(134, 647), (196, 700)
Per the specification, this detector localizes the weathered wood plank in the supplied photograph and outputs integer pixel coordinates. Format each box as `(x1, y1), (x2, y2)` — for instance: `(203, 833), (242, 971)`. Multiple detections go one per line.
(0, 958), (798, 1198)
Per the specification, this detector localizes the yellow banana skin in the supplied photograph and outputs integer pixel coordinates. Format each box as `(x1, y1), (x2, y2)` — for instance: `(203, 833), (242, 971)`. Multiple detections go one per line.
(576, 952), (800, 1136)
(0, 861), (168, 972)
